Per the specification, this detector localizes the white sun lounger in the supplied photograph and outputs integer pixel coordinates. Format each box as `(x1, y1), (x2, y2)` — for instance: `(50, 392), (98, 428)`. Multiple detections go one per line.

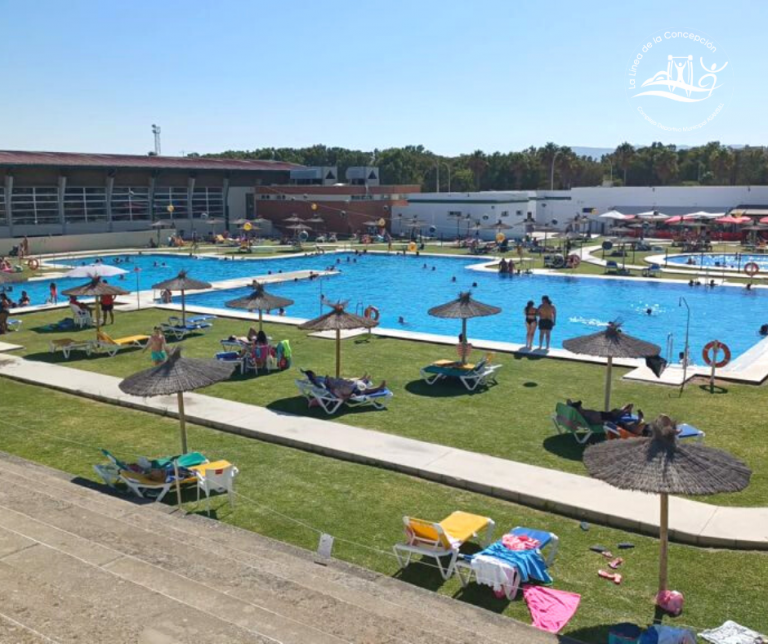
(420, 359), (502, 391)
(295, 378), (393, 415)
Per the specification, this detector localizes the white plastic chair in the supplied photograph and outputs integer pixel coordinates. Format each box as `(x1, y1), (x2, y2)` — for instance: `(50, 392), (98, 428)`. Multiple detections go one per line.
(70, 303), (92, 328)
(195, 464), (238, 515)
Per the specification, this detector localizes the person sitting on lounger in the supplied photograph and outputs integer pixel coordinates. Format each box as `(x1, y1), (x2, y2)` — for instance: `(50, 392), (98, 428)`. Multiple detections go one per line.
(305, 370), (387, 401)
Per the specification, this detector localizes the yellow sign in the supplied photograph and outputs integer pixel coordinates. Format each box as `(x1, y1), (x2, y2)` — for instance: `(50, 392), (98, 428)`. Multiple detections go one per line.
(311, 203), (318, 211)
(243, 222), (253, 231)
(167, 204), (175, 214)
(378, 218), (386, 227)
(408, 241), (417, 252)
(496, 232), (506, 243)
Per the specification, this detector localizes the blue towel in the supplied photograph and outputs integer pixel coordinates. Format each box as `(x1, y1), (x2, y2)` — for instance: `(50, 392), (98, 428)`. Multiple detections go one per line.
(468, 541), (552, 584)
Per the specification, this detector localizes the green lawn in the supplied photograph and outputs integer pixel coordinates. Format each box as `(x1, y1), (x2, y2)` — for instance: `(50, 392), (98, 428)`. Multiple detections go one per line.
(0, 377), (765, 642)
(6, 307), (767, 507)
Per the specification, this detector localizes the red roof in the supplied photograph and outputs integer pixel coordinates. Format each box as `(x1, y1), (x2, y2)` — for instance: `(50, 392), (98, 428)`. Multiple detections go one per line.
(0, 150), (301, 173)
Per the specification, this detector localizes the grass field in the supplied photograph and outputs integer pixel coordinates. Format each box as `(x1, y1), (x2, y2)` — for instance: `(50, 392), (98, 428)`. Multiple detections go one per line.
(1, 378), (765, 642)
(6, 306), (767, 507)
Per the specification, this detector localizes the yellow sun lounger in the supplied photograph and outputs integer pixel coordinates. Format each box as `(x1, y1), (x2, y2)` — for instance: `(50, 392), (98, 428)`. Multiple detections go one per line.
(93, 331), (150, 357)
(393, 511), (496, 579)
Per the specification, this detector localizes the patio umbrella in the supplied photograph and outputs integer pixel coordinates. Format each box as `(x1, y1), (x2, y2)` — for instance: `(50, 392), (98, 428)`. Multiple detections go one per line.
(609, 226), (634, 236)
(225, 281), (294, 331)
(584, 416), (750, 596)
(119, 347), (235, 453)
(599, 210), (628, 220)
(428, 292), (501, 365)
(483, 221), (513, 230)
(64, 264), (128, 279)
(563, 322), (660, 410)
(715, 216), (751, 225)
(232, 218), (250, 226)
(150, 220), (173, 228)
(687, 211), (724, 220)
(298, 301), (378, 378)
(152, 271), (211, 325)
(636, 210), (669, 221)
(307, 215), (325, 224)
(62, 277), (129, 336)
(286, 223), (312, 231)
(284, 215), (302, 223)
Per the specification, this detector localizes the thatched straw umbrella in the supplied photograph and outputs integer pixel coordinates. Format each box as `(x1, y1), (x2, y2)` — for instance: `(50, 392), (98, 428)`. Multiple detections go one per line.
(119, 347), (235, 453)
(428, 292), (501, 365)
(563, 322), (660, 410)
(62, 277), (129, 336)
(584, 416), (750, 596)
(152, 271), (211, 325)
(298, 301), (378, 377)
(225, 281), (294, 331)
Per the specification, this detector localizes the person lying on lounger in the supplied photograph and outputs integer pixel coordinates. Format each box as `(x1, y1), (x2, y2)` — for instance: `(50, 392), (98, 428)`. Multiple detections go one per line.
(305, 370), (387, 401)
(566, 400), (648, 436)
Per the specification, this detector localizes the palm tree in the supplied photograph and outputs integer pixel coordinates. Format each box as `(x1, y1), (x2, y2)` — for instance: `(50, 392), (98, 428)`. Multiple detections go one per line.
(653, 147), (679, 185)
(613, 142), (635, 184)
(467, 150), (488, 190)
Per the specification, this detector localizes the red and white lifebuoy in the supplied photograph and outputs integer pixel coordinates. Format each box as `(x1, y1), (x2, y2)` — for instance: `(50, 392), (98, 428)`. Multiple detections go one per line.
(27, 258), (40, 270)
(364, 305), (380, 321)
(744, 262), (760, 277)
(702, 341), (731, 369)
(567, 254), (581, 268)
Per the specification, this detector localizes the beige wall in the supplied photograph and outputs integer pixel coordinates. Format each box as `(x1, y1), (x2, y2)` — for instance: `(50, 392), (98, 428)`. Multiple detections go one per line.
(0, 230), (159, 256)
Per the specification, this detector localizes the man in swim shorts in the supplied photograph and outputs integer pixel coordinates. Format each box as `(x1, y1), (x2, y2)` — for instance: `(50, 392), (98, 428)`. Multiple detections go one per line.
(144, 326), (168, 365)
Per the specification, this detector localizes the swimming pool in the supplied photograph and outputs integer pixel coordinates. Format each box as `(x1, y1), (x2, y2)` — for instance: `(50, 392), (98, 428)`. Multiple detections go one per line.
(7, 251), (768, 361)
(666, 253), (768, 271)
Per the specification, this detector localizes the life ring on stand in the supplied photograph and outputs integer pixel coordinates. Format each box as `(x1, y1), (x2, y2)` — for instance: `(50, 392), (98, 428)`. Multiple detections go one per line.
(364, 305), (380, 321)
(551, 254), (565, 269)
(702, 341), (731, 369)
(27, 259), (40, 270)
(408, 241), (417, 252)
(567, 254), (581, 268)
(744, 262), (759, 277)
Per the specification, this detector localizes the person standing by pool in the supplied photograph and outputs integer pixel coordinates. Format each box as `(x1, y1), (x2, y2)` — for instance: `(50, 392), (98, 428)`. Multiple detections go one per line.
(49, 282), (58, 304)
(100, 289), (116, 325)
(524, 300), (538, 349)
(144, 327), (168, 365)
(538, 295), (556, 350)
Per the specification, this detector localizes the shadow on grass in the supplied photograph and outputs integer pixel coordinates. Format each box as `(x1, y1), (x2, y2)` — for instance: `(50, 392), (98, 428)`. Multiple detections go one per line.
(404, 379), (489, 398)
(512, 351), (547, 362)
(452, 584), (516, 614)
(542, 434), (586, 462)
(23, 346), (144, 365)
(391, 559), (450, 593)
(697, 384), (729, 395)
(522, 381), (538, 388)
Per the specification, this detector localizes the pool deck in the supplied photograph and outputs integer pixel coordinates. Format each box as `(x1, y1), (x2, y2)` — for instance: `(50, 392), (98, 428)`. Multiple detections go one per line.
(0, 352), (765, 550)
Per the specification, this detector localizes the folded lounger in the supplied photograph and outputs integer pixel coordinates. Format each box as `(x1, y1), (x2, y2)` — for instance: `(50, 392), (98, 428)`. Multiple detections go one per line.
(169, 314), (216, 326)
(295, 372), (393, 415)
(93, 331), (149, 357)
(161, 321), (213, 340)
(420, 357), (502, 391)
(393, 511), (496, 580)
(7, 319), (22, 331)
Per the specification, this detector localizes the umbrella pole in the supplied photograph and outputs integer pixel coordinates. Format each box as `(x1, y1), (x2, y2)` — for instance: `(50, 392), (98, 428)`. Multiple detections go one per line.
(604, 356), (613, 411)
(461, 318), (468, 365)
(177, 391), (188, 454)
(259, 309), (263, 332)
(181, 289), (186, 326)
(658, 492), (669, 594)
(335, 328), (341, 378)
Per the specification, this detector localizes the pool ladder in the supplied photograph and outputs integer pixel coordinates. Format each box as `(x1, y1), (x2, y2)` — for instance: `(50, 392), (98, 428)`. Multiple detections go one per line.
(666, 333), (674, 364)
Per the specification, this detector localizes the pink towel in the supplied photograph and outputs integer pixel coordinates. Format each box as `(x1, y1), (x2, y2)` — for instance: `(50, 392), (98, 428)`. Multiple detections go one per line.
(522, 585), (580, 633)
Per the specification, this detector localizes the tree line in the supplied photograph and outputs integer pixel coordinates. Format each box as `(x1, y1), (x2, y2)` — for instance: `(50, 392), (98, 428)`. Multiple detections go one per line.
(203, 142), (768, 191)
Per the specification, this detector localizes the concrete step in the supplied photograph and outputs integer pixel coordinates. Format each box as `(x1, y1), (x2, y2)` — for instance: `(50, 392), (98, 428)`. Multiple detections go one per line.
(0, 452), (558, 644)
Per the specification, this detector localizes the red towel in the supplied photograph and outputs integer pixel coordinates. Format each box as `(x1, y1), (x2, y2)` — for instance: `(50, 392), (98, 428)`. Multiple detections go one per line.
(522, 585), (580, 633)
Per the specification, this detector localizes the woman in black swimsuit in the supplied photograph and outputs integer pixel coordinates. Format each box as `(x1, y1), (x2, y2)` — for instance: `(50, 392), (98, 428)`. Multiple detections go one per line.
(524, 300), (538, 349)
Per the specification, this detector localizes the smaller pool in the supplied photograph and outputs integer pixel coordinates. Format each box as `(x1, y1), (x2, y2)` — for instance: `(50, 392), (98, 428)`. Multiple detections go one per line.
(667, 253), (768, 270)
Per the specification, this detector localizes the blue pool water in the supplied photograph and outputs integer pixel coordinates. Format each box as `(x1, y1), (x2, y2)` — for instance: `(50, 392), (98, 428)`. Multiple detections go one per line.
(667, 253), (768, 270)
(8, 251), (768, 361)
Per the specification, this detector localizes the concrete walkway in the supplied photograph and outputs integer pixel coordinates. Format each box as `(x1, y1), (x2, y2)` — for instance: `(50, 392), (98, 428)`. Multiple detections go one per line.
(1, 355), (766, 550)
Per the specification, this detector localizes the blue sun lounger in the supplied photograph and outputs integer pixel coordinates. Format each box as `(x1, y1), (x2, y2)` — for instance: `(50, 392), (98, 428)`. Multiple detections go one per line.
(161, 320), (213, 340)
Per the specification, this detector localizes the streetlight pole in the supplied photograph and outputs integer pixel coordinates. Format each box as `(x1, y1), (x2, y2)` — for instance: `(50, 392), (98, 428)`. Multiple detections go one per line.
(550, 150), (561, 191)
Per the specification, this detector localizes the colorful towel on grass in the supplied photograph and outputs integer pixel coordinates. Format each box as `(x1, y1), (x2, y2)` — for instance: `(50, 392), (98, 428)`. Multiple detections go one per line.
(522, 585), (580, 633)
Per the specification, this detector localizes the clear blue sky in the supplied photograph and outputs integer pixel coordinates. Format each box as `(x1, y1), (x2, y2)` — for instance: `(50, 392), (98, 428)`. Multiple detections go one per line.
(1, 0), (765, 156)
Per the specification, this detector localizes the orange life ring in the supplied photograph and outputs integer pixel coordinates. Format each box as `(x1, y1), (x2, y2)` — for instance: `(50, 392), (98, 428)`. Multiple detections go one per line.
(27, 259), (39, 270)
(364, 305), (380, 321)
(567, 254), (581, 268)
(702, 341), (731, 369)
(362, 235), (371, 245)
(744, 262), (759, 277)
(408, 241), (417, 252)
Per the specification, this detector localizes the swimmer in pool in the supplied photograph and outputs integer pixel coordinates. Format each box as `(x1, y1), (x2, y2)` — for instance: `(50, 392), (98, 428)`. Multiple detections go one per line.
(646, 308), (652, 315)
(398, 316), (406, 325)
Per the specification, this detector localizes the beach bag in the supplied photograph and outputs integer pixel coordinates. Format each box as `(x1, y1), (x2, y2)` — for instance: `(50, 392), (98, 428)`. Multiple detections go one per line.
(655, 590), (684, 616)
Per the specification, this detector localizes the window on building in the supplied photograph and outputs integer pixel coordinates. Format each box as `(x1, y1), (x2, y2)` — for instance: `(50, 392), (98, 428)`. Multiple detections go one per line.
(501, 211), (509, 217)
(448, 210), (462, 216)
(153, 187), (188, 219)
(0, 187), (6, 226)
(191, 187), (224, 219)
(112, 187), (150, 221)
(11, 186), (59, 225)
(64, 187), (108, 223)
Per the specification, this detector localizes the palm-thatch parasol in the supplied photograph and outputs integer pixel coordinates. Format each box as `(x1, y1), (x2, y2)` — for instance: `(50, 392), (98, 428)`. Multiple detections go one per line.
(298, 300), (378, 377)
(584, 416), (750, 596)
(286, 223), (312, 231)
(152, 271), (211, 325)
(284, 215), (302, 224)
(428, 292), (501, 364)
(563, 322), (660, 410)
(225, 281), (295, 330)
(62, 277), (129, 336)
(232, 218), (250, 226)
(307, 215), (325, 224)
(483, 221), (513, 230)
(119, 347), (235, 453)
